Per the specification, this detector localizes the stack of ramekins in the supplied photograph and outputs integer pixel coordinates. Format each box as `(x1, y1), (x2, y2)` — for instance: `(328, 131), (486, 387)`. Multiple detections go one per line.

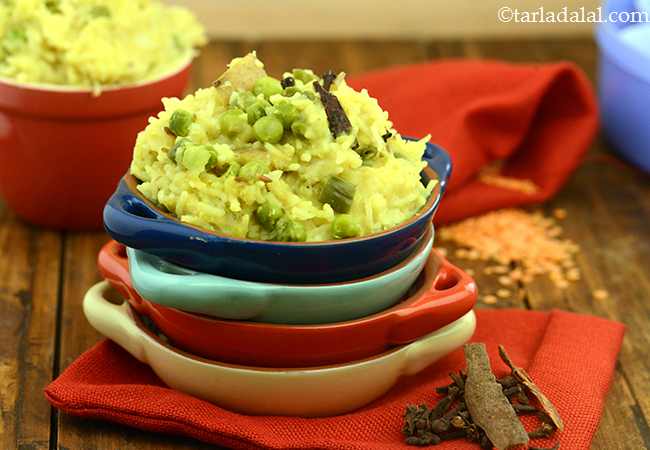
(84, 141), (478, 417)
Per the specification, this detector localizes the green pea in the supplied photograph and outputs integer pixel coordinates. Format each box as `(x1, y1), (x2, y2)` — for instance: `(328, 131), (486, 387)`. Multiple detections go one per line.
(290, 120), (307, 138)
(273, 218), (307, 242)
(168, 138), (190, 163)
(292, 68), (317, 84)
(3, 26), (27, 52)
(255, 202), (283, 231)
(239, 160), (269, 180)
(274, 101), (299, 128)
(253, 76), (283, 99)
(331, 214), (361, 239)
(253, 115), (284, 144)
(181, 144), (212, 172)
(245, 101), (267, 125)
(169, 109), (193, 137)
(204, 145), (221, 170)
(218, 109), (248, 136)
(319, 176), (356, 213)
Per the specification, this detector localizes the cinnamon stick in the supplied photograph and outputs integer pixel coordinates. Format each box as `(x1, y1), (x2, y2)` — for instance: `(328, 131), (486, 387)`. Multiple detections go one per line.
(464, 343), (529, 450)
(498, 345), (564, 431)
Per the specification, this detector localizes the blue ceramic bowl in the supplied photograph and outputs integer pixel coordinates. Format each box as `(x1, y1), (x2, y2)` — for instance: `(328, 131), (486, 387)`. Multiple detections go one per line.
(127, 225), (432, 324)
(596, 0), (650, 173)
(103, 140), (451, 283)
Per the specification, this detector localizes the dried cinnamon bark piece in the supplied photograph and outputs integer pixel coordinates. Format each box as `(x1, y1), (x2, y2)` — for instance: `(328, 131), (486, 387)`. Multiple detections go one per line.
(498, 345), (564, 432)
(314, 81), (352, 137)
(322, 70), (337, 91)
(464, 343), (529, 450)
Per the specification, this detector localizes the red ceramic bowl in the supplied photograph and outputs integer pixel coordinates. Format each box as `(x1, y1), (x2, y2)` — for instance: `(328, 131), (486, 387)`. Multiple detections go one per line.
(99, 241), (477, 368)
(0, 61), (192, 230)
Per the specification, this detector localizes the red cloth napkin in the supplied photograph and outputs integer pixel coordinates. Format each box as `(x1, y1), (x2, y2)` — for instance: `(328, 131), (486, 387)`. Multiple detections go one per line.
(46, 309), (623, 449)
(348, 60), (598, 224)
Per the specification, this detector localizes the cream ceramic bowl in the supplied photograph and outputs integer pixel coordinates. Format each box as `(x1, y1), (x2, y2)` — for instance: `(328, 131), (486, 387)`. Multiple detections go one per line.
(84, 281), (476, 417)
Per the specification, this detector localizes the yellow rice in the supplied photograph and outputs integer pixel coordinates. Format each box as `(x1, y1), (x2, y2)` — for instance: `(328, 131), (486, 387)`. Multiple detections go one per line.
(131, 53), (436, 242)
(0, 0), (205, 88)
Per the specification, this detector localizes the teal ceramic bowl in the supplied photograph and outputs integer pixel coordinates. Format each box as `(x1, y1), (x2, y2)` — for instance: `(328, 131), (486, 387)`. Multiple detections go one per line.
(126, 225), (433, 324)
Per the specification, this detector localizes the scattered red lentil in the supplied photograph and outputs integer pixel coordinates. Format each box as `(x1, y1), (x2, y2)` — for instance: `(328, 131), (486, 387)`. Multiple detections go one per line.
(478, 162), (540, 195)
(553, 208), (567, 220)
(439, 209), (580, 287)
(482, 295), (498, 305)
(497, 289), (511, 299)
(593, 289), (609, 300)
(566, 268), (581, 281)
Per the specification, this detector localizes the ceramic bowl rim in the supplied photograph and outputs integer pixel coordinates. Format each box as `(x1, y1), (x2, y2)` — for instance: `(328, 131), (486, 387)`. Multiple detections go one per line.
(0, 55), (194, 94)
(116, 288), (474, 373)
(127, 223), (433, 288)
(138, 248), (445, 330)
(123, 162), (439, 247)
(94, 281), (476, 372)
(129, 302), (409, 371)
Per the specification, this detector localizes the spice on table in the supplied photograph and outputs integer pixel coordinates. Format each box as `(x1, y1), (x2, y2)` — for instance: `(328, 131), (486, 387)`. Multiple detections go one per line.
(499, 345), (564, 431)
(403, 344), (563, 449)
(464, 343), (529, 449)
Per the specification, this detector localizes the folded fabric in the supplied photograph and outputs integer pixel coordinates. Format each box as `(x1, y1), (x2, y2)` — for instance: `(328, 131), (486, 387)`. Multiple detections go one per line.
(348, 60), (598, 224)
(45, 309), (623, 450)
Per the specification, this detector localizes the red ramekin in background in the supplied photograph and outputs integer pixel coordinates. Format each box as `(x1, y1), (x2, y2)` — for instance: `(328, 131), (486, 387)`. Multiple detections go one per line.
(0, 61), (191, 230)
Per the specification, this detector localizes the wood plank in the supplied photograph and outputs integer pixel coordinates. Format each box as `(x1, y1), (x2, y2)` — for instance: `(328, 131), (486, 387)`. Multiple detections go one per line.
(592, 366), (650, 450)
(0, 204), (62, 450)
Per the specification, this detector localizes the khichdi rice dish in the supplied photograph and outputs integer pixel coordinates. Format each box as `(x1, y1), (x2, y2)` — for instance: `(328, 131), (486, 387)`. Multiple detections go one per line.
(131, 53), (436, 242)
(0, 0), (205, 88)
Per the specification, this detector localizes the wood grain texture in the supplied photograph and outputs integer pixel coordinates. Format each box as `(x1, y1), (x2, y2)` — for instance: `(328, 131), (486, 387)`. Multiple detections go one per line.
(0, 203), (61, 450)
(0, 38), (648, 449)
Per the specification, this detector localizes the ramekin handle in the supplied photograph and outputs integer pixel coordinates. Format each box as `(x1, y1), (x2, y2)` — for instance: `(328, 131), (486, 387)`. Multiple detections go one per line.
(402, 310), (476, 376)
(128, 248), (271, 319)
(387, 255), (477, 344)
(103, 177), (201, 252)
(82, 281), (147, 363)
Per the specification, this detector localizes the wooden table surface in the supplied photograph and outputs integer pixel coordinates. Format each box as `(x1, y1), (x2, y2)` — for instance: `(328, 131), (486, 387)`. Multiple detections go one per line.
(1, 38), (649, 450)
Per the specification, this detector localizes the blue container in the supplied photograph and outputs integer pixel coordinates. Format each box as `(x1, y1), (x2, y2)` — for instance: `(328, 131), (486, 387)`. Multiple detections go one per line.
(103, 140), (451, 284)
(596, 0), (650, 173)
